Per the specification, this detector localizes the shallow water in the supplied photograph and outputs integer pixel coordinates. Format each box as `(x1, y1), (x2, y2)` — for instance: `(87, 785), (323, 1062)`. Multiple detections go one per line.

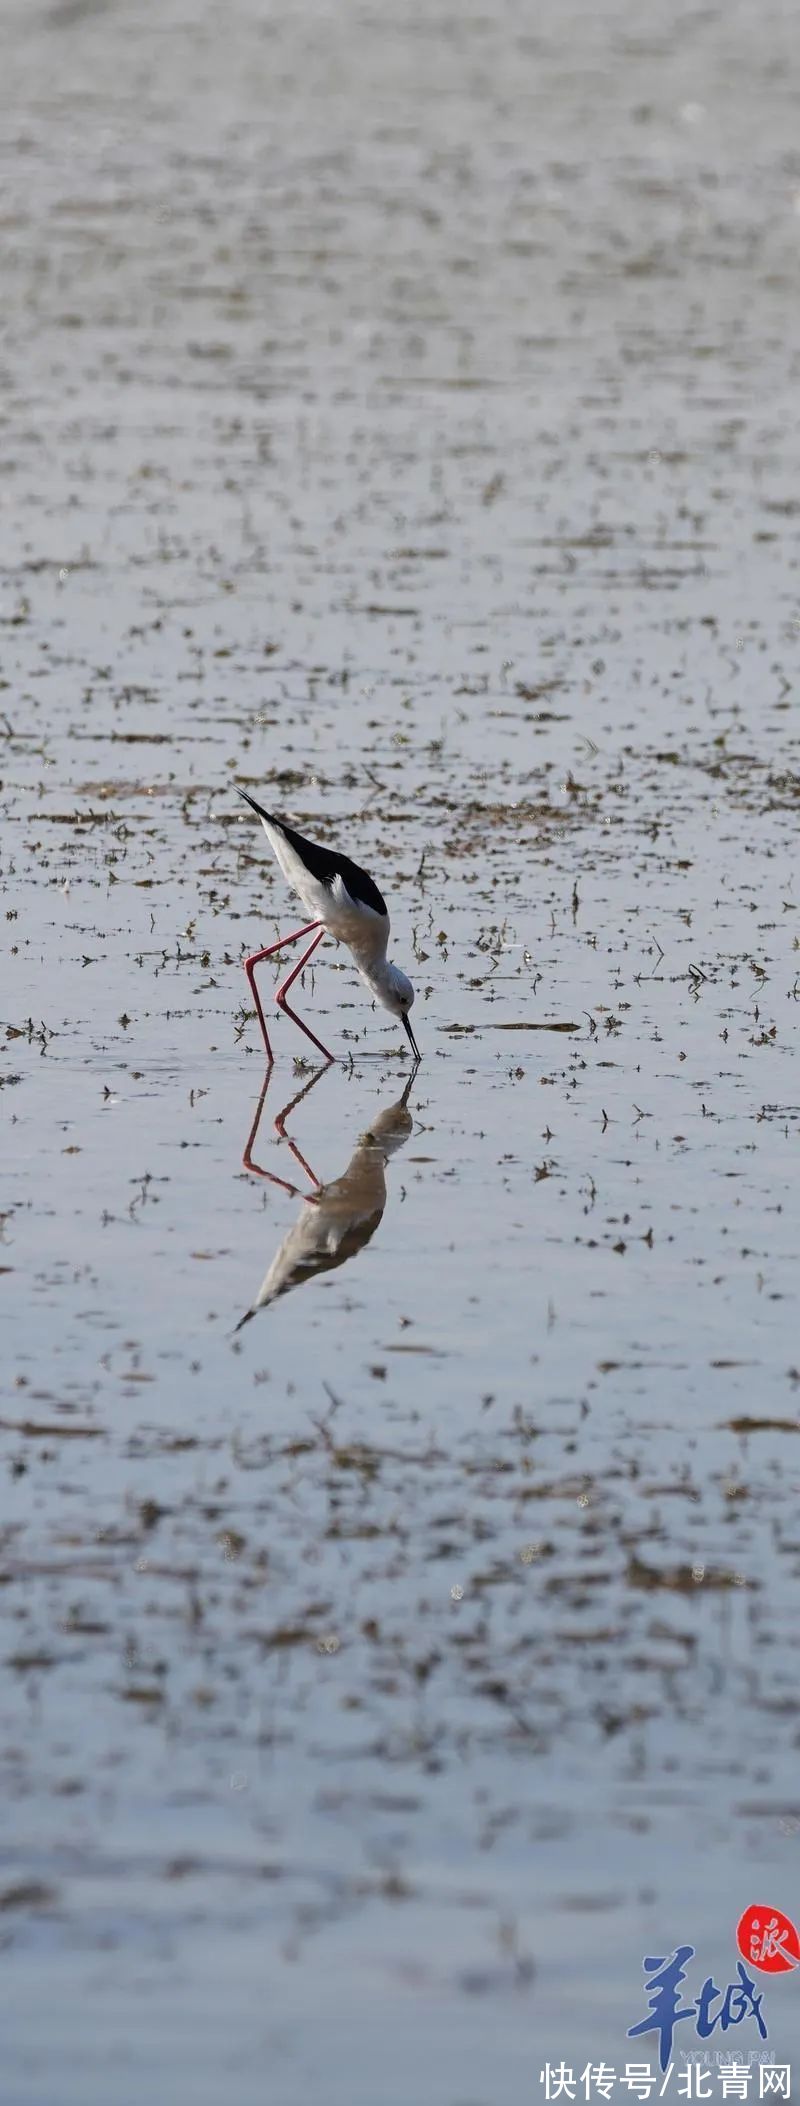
(2, 0), (800, 2098)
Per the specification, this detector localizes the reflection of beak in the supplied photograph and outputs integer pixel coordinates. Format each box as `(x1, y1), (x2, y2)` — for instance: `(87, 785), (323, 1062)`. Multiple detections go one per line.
(402, 1013), (421, 1062)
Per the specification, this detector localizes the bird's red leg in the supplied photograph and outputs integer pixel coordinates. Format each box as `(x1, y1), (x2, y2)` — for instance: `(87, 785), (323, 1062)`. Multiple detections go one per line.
(243, 920), (323, 1060)
(275, 928), (335, 1063)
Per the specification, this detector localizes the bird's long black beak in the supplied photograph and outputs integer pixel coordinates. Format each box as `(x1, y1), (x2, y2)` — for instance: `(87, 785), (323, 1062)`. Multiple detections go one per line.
(402, 1013), (421, 1063)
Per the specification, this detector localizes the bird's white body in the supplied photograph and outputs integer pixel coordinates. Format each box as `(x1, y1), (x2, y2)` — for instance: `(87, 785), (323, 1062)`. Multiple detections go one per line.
(261, 818), (389, 978)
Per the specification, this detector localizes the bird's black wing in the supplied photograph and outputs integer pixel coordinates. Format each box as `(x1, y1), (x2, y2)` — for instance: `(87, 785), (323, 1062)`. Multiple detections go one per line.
(236, 788), (388, 916)
(329, 847), (388, 918)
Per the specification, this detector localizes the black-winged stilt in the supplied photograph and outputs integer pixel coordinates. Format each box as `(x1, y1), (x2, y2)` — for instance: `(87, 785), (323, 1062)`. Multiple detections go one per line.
(236, 788), (420, 1065)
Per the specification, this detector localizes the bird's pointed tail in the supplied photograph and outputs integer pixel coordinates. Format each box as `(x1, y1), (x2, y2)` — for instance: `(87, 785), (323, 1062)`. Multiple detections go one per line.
(235, 786), (275, 826)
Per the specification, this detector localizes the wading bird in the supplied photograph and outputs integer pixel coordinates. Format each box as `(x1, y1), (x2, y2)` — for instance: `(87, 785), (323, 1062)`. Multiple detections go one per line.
(236, 788), (420, 1064)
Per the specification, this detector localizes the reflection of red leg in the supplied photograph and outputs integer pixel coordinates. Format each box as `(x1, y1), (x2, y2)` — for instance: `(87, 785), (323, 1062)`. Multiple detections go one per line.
(242, 1064), (328, 1195)
(274, 1099), (322, 1190)
(244, 920), (322, 1059)
(275, 928), (334, 1063)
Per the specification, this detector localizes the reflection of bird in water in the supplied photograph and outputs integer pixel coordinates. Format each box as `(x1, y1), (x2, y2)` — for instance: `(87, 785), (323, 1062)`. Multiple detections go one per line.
(236, 1069), (415, 1328)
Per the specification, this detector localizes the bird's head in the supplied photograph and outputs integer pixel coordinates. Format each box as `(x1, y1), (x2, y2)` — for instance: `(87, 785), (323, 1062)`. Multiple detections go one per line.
(384, 964), (415, 1015)
(383, 964), (420, 1060)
